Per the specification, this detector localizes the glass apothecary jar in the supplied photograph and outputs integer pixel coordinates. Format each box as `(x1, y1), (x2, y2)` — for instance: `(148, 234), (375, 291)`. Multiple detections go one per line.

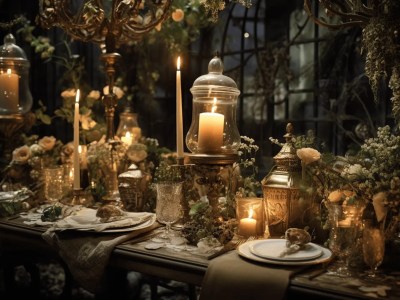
(0, 33), (33, 115)
(186, 56), (240, 155)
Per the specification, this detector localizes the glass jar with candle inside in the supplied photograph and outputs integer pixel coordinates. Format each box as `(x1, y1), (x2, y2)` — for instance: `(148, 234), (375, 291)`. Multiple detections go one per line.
(236, 196), (266, 238)
(0, 33), (33, 115)
(186, 55), (240, 157)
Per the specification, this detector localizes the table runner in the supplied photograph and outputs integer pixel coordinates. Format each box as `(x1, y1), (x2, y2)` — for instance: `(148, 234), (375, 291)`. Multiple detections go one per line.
(199, 251), (306, 300)
(42, 222), (158, 294)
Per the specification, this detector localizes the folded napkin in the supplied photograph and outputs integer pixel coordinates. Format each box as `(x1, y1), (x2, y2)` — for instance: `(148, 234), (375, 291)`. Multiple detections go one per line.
(199, 251), (305, 300)
(42, 219), (158, 294)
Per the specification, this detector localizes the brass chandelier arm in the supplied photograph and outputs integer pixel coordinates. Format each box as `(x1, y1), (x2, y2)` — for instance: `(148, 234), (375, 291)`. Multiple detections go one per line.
(303, 0), (381, 30)
(38, 0), (172, 47)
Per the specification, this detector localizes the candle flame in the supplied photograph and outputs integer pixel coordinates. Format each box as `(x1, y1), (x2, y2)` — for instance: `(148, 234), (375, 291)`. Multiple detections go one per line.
(6, 69), (12, 75)
(177, 56), (181, 70)
(75, 89), (80, 103)
(248, 208), (254, 219)
(211, 97), (218, 113)
(125, 132), (131, 138)
(78, 145), (82, 154)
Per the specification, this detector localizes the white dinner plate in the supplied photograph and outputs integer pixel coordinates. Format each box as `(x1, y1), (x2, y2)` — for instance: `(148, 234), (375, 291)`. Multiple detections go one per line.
(238, 239), (333, 266)
(0, 190), (30, 202)
(53, 208), (156, 233)
(249, 239), (323, 261)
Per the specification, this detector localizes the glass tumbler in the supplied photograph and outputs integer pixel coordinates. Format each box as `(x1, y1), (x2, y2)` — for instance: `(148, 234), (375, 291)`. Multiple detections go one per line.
(43, 166), (64, 203)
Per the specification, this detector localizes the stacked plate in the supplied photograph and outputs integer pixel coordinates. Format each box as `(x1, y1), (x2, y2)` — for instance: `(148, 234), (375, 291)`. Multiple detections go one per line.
(237, 239), (333, 265)
(52, 208), (156, 233)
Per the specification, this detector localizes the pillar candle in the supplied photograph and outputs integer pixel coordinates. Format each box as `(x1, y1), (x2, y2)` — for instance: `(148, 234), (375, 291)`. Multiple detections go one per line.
(121, 132), (133, 145)
(176, 56), (184, 159)
(198, 97), (224, 153)
(238, 208), (257, 237)
(0, 68), (19, 113)
(73, 89), (80, 190)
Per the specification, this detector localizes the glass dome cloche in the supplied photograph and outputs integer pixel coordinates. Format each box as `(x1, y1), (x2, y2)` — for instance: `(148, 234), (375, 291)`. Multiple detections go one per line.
(185, 55), (241, 156)
(0, 33), (33, 115)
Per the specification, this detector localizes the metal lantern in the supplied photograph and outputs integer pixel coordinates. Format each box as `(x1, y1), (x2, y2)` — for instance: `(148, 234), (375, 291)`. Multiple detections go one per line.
(262, 123), (306, 237)
(0, 33), (32, 115)
(186, 55), (241, 157)
(118, 164), (146, 212)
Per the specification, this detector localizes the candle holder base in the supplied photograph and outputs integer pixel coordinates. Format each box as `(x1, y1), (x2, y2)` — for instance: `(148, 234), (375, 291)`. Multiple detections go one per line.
(187, 153), (238, 165)
(61, 189), (94, 207)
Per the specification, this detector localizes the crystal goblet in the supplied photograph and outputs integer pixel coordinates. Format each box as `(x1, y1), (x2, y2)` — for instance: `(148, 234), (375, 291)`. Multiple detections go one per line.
(155, 182), (183, 240)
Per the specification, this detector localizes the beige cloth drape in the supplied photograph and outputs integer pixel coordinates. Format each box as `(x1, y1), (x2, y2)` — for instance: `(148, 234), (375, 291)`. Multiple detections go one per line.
(42, 222), (158, 293)
(200, 251), (305, 300)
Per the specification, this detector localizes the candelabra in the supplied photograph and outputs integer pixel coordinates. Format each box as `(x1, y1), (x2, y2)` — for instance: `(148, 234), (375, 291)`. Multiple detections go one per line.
(37, 0), (172, 203)
(38, 0), (172, 140)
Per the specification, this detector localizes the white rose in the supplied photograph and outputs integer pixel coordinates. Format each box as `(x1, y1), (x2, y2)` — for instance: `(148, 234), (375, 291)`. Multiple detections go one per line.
(103, 85), (124, 99)
(38, 136), (56, 151)
(30, 144), (43, 156)
(87, 90), (101, 100)
(12, 145), (31, 164)
(61, 88), (76, 99)
(296, 148), (321, 165)
(80, 110), (97, 130)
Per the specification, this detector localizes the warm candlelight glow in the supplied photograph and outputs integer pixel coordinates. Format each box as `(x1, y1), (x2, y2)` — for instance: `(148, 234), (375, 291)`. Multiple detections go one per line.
(121, 131), (133, 145)
(73, 89), (81, 190)
(78, 144), (88, 169)
(239, 208), (257, 237)
(198, 97), (224, 153)
(0, 68), (19, 113)
(176, 56), (184, 159)
(211, 97), (217, 113)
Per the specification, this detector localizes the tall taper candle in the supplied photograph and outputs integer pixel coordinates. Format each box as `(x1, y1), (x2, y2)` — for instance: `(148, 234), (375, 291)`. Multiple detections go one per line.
(176, 56), (184, 160)
(73, 89), (81, 190)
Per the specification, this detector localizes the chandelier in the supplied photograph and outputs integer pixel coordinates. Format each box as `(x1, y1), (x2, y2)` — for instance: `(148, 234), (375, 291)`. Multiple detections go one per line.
(37, 0), (172, 140)
(37, 0), (172, 203)
(38, 0), (172, 51)
(303, 0), (384, 29)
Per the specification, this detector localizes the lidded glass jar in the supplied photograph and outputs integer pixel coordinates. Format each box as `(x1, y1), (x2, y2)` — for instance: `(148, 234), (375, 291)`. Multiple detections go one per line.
(0, 33), (33, 114)
(186, 55), (240, 155)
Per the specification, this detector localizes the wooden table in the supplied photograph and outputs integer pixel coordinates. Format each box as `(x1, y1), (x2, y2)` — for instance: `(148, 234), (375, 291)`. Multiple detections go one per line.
(1, 215), (400, 299)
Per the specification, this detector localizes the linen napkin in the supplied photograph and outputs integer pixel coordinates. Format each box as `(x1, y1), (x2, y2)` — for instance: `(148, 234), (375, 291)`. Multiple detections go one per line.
(42, 221), (158, 294)
(199, 251), (305, 300)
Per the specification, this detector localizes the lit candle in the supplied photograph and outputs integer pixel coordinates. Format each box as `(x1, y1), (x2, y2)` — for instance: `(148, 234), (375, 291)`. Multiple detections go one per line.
(121, 132), (133, 145)
(0, 68), (19, 113)
(176, 56), (184, 159)
(73, 89), (80, 190)
(239, 208), (257, 237)
(198, 97), (224, 153)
